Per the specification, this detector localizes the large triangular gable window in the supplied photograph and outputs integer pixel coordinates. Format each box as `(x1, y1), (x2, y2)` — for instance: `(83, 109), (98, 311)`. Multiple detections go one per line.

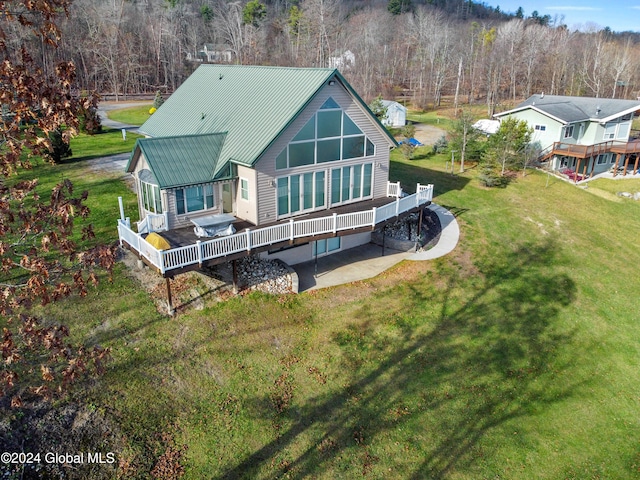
(276, 97), (375, 170)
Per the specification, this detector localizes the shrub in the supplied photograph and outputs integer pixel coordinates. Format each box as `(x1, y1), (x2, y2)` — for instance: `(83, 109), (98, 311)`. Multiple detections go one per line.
(432, 135), (448, 154)
(44, 128), (72, 163)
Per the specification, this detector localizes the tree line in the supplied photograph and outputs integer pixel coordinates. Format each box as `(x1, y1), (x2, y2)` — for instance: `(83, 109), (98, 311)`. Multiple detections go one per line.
(4, 0), (630, 109)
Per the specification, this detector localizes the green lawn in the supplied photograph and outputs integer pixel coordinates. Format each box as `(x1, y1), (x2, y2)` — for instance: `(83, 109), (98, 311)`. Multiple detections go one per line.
(6, 124), (640, 478)
(107, 104), (154, 126)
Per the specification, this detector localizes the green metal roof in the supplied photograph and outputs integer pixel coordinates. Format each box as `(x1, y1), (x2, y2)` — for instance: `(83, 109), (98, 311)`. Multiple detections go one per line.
(128, 133), (228, 189)
(137, 65), (396, 179)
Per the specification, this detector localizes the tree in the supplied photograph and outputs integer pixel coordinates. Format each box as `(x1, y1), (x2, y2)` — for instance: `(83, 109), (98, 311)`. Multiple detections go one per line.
(448, 110), (484, 173)
(1, 0), (115, 405)
(387, 0), (412, 15)
(368, 95), (388, 122)
(480, 117), (532, 185)
(400, 123), (416, 160)
(154, 90), (165, 109)
(243, 0), (267, 27)
(78, 96), (103, 135)
(45, 128), (73, 163)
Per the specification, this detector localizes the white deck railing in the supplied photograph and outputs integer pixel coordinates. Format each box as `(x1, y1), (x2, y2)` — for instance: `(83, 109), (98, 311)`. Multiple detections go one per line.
(136, 212), (168, 234)
(118, 183), (433, 274)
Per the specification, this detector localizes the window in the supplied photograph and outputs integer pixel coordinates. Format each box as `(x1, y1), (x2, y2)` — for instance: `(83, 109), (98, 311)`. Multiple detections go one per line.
(175, 184), (214, 215)
(330, 163), (373, 206)
(604, 122), (616, 140)
(313, 237), (341, 256)
(240, 178), (249, 200)
(277, 171), (326, 217)
(597, 154), (608, 165)
(564, 125), (574, 138)
(534, 124), (546, 131)
(276, 97), (375, 170)
(139, 170), (163, 214)
(617, 122), (631, 140)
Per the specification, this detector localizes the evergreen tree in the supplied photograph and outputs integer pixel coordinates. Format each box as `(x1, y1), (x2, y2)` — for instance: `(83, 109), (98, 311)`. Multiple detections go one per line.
(153, 90), (165, 109)
(388, 0), (413, 15)
(480, 117), (532, 186)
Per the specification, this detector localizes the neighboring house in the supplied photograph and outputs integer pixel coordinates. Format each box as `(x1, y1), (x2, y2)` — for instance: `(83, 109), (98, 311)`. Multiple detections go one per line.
(328, 49), (355, 70)
(186, 44), (233, 63)
(381, 100), (407, 127)
(119, 64), (433, 279)
(494, 94), (640, 179)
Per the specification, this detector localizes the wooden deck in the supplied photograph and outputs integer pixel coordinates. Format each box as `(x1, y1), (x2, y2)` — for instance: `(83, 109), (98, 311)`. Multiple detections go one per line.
(160, 197), (402, 249)
(118, 184), (435, 277)
(541, 139), (640, 161)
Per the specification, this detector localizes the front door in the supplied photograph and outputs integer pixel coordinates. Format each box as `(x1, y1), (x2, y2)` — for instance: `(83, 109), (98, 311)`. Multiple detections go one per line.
(222, 183), (233, 213)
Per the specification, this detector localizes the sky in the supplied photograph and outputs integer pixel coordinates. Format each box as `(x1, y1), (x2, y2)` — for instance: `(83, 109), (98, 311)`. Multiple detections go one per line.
(487, 1), (640, 32)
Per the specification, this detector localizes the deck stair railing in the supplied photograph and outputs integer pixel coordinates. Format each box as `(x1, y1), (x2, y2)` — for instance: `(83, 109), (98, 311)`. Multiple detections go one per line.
(117, 183), (434, 275)
(136, 212), (169, 234)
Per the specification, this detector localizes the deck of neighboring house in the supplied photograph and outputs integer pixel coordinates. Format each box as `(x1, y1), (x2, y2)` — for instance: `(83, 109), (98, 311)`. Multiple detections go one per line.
(538, 137), (640, 183)
(539, 138), (640, 162)
(118, 182), (434, 277)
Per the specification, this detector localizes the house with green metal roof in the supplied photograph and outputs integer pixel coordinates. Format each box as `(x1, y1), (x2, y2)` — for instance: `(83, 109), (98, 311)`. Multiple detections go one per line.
(124, 64), (436, 270)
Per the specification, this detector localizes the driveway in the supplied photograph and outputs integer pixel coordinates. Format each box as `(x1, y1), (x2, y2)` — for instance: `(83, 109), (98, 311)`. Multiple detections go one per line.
(413, 123), (447, 145)
(86, 102), (150, 185)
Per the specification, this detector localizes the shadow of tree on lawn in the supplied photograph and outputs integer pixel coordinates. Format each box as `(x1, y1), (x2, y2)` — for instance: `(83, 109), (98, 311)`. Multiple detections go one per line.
(219, 238), (579, 479)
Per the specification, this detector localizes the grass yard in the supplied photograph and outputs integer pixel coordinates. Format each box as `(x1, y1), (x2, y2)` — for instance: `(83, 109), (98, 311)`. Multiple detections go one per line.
(5, 124), (640, 478)
(107, 103), (154, 126)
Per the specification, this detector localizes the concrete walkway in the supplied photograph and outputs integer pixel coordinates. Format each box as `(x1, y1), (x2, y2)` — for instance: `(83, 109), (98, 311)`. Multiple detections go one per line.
(294, 203), (460, 291)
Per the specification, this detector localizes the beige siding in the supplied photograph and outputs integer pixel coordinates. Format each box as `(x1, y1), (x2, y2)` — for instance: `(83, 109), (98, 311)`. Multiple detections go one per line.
(253, 82), (392, 226)
(236, 165), (258, 224)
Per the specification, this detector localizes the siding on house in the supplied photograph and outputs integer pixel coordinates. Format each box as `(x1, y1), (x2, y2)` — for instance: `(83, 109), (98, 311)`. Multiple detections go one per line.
(235, 165), (258, 225)
(253, 82), (391, 226)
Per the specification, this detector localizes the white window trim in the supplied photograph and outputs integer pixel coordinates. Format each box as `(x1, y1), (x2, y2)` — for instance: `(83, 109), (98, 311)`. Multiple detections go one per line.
(564, 125), (574, 138)
(240, 178), (249, 201)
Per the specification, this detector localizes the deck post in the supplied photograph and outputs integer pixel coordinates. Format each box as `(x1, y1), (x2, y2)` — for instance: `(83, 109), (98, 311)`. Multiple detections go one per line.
(416, 206), (424, 252)
(196, 240), (203, 266)
(623, 155), (630, 176)
(166, 278), (175, 316)
(332, 213), (337, 234)
(371, 207), (377, 228)
(246, 229), (252, 251)
(613, 154), (621, 177)
(381, 224), (386, 257)
(396, 196), (400, 216)
(634, 155), (639, 175)
(118, 196), (125, 221)
(289, 218), (295, 243)
(232, 259), (238, 294)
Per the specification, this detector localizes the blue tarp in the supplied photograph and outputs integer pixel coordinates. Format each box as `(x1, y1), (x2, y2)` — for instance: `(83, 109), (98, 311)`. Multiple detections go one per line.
(399, 137), (424, 147)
